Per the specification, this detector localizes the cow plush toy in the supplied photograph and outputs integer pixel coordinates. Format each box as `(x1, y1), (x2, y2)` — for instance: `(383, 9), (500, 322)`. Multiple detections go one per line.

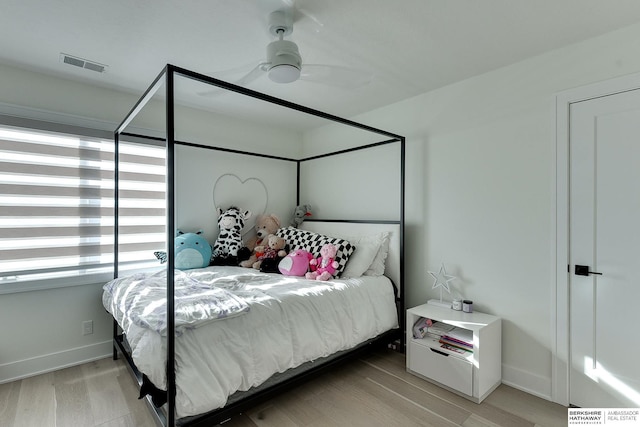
(210, 206), (251, 266)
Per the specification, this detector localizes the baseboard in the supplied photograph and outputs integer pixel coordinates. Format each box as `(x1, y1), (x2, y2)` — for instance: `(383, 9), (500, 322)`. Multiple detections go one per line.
(0, 340), (113, 384)
(501, 362), (553, 401)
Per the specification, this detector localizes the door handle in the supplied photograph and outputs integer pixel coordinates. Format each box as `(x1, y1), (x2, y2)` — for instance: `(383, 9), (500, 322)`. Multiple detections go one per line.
(575, 265), (603, 276)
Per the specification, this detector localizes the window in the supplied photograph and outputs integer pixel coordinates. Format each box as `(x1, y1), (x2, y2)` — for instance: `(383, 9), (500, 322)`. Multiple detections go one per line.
(0, 122), (166, 292)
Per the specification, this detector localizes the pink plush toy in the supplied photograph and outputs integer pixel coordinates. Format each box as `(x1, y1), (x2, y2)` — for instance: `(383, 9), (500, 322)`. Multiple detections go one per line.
(306, 243), (339, 281)
(279, 249), (313, 276)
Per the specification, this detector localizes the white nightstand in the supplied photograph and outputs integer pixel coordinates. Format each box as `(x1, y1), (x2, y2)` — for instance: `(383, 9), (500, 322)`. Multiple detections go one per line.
(406, 303), (502, 403)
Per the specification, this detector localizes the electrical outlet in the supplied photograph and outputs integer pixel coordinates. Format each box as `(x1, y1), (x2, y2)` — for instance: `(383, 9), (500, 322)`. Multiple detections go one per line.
(82, 320), (93, 335)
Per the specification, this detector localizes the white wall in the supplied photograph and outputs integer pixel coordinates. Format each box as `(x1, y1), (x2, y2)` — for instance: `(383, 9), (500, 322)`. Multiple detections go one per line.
(0, 283), (113, 383)
(299, 143), (402, 221)
(304, 21), (640, 401)
(175, 145), (298, 241)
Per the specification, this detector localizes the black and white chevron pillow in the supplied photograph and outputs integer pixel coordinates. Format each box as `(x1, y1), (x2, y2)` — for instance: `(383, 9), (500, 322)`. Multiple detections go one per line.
(276, 226), (355, 276)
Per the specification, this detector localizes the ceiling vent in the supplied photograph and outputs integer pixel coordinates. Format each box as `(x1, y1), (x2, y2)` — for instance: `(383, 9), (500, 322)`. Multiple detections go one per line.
(60, 53), (108, 73)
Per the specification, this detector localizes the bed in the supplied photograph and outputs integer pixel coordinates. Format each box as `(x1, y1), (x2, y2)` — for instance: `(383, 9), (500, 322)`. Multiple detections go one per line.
(110, 64), (405, 426)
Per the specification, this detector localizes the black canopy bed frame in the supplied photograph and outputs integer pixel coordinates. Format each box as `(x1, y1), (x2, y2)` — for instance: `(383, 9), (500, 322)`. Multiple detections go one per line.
(112, 64), (405, 426)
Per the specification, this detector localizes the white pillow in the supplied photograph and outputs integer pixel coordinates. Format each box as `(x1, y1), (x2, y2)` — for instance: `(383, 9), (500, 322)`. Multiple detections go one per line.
(364, 232), (390, 276)
(341, 239), (380, 278)
(341, 232), (389, 278)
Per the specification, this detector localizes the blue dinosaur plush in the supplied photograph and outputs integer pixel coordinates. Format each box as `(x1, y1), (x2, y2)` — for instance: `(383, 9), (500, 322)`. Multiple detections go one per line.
(154, 230), (212, 270)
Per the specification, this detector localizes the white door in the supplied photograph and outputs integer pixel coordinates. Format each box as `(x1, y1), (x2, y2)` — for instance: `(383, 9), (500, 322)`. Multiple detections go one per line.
(569, 88), (640, 408)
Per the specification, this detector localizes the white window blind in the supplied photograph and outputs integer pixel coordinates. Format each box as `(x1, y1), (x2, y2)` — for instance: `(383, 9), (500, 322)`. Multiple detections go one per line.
(0, 123), (166, 291)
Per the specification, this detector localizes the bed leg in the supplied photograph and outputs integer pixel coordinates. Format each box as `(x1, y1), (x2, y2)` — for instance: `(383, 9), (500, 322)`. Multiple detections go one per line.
(112, 319), (119, 360)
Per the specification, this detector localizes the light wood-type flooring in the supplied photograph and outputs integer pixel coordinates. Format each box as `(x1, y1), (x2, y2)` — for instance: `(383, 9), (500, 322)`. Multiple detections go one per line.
(0, 348), (567, 427)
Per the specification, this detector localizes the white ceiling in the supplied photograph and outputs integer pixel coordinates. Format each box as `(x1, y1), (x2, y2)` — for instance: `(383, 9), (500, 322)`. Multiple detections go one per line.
(3, 0), (640, 130)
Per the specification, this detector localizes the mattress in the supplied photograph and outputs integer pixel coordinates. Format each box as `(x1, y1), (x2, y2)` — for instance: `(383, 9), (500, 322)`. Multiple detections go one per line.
(102, 266), (398, 418)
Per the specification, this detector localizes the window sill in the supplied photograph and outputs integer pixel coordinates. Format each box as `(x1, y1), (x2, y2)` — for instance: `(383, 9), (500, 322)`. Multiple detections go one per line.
(0, 272), (115, 295)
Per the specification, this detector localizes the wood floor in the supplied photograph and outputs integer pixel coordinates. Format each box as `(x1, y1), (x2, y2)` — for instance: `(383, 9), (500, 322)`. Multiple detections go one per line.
(0, 349), (567, 427)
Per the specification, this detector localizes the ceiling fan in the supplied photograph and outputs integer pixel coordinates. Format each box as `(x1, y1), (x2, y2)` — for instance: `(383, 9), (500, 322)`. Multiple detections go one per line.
(200, 7), (373, 95)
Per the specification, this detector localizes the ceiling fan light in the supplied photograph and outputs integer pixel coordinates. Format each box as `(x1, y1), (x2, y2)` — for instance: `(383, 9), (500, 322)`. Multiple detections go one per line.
(266, 39), (302, 83)
(268, 64), (301, 83)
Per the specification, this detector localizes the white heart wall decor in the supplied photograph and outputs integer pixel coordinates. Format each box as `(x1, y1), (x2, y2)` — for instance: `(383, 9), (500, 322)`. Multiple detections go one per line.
(212, 174), (268, 236)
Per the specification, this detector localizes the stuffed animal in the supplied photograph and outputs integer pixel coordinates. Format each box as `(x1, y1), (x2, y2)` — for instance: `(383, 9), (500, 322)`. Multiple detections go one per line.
(259, 242), (293, 274)
(290, 204), (312, 228)
(239, 214), (281, 268)
(306, 243), (339, 281)
(154, 230), (212, 270)
(278, 249), (314, 276)
(251, 234), (287, 270)
(252, 234), (288, 270)
(211, 206), (251, 266)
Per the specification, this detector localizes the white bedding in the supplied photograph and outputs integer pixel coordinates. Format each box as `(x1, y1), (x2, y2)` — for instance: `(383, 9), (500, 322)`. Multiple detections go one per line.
(103, 266), (398, 418)
(103, 269), (251, 335)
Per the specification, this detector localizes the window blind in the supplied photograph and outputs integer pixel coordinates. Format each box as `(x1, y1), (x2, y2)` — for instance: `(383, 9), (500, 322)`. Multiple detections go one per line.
(0, 124), (166, 288)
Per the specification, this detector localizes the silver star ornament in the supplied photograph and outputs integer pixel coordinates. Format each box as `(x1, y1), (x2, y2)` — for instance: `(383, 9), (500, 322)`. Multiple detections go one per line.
(429, 263), (456, 294)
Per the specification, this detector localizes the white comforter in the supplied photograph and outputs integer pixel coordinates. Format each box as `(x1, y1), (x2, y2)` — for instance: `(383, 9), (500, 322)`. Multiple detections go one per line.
(103, 266), (398, 418)
(103, 269), (251, 335)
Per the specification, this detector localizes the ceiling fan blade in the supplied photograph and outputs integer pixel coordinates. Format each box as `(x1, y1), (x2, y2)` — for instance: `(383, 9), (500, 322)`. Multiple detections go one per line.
(280, 0), (324, 32)
(207, 61), (260, 80)
(234, 62), (269, 86)
(299, 64), (373, 89)
(198, 62), (269, 96)
(296, 7), (324, 32)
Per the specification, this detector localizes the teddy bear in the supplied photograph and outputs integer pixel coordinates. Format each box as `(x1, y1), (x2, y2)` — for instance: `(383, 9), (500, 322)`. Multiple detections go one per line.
(251, 234), (288, 271)
(305, 243), (339, 281)
(239, 214), (281, 268)
(290, 204), (312, 228)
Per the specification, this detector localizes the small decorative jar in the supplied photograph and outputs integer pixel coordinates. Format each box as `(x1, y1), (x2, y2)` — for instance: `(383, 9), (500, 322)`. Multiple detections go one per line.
(463, 300), (473, 313)
(452, 298), (462, 311)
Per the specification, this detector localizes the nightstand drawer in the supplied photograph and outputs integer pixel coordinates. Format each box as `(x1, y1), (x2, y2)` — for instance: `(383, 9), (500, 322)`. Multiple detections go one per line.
(408, 341), (473, 395)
